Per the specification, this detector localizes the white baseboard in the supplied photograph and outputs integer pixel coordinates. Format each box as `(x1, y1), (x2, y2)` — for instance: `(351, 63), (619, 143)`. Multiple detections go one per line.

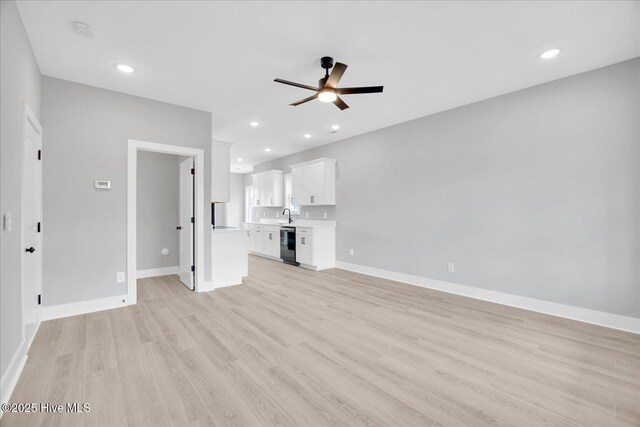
(1, 340), (27, 408)
(335, 261), (640, 334)
(137, 266), (179, 278)
(42, 295), (127, 321)
(198, 280), (242, 292)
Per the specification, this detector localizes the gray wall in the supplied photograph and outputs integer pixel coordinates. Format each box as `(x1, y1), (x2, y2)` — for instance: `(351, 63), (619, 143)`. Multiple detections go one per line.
(41, 77), (212, 306)
(0, 0), (42, 382)
(137, 152), (179, 271)
(253, 58), (640, 319)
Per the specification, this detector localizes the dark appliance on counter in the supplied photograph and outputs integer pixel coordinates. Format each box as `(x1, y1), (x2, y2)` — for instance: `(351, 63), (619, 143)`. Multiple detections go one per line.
(280, 226), (298, 265)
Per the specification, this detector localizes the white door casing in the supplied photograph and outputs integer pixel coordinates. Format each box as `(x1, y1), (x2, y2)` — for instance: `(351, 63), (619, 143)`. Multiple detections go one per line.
(22, 104), (43, 343)
(178, 157), (194, 289)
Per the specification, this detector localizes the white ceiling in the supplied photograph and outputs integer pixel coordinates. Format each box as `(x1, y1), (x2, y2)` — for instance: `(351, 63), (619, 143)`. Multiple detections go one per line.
(17, 1), (640, 173)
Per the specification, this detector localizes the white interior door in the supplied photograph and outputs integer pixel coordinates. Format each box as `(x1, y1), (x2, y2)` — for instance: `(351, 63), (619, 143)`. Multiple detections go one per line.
(23, 109), (43, 342)
(178, 157), (194, 289)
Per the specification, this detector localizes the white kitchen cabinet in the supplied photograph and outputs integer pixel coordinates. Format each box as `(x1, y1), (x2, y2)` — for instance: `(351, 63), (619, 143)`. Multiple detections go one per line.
(252, 170), (284, 207)
(253, 228), (263, 254)
(246, 228), (255, 252)
(294, 227), (335, 270)
(295, 233), (313, 265)
(290, 158), (336, 206)
(244, 222), (334, 270)
(245, 223), (280, 259)
(263, 228), (280, 258)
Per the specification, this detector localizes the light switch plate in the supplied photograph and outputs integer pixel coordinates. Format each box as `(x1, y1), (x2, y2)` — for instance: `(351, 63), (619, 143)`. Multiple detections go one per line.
(447, 262), (455, 273)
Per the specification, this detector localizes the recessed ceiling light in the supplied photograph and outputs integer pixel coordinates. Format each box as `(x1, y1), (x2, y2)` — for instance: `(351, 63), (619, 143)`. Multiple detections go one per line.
(115, 64), (135, 73)
(540, 49), (560, 59)
(264, 147), (271, 152)
(237, 158), (243, 162)
(72, 21), (94, 37)
(331, 125), (340, 130)
(249, 121), (259, 127)
(304, 134), (311, 139)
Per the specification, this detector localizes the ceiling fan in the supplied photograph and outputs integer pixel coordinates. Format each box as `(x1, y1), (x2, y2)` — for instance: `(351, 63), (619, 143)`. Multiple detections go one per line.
(274, 56), (383, 110)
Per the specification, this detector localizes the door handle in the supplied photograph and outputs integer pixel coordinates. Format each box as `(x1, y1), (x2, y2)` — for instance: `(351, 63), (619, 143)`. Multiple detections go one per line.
(176, 226), (182, 230)
(25, 247), (35, 253)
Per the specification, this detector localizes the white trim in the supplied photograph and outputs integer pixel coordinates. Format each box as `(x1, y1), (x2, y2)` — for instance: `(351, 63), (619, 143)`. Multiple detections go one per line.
(198, 280), (241, 292)
(127, 139), (206, 304)
(0, 340), (27, 407)
(335, 261), (640, 334)
(137, 266), (179, 279)
(42, 295), (127, 321)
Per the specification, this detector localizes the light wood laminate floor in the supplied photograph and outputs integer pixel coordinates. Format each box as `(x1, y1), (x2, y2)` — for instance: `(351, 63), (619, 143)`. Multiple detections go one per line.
(3, 255), (639, 426)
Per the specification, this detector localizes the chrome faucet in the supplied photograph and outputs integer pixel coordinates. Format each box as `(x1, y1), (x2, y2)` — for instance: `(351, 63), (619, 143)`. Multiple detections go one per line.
(282, 208), (293, 224)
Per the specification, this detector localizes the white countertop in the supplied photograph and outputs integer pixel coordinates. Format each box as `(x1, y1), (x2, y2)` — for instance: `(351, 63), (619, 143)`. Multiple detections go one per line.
(211, 226), (246, 234)
(243, 220), (336, 228)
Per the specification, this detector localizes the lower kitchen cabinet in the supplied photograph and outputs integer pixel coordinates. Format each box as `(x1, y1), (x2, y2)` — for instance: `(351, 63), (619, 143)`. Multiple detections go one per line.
(294, 227), (335, 270)
(244, 223), (335, 270)
(246, 224), (280, 259)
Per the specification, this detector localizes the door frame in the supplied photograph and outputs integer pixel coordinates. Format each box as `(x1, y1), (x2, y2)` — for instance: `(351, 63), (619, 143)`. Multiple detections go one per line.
(127, 139), (205, 304)
(21, 102), (43, 346)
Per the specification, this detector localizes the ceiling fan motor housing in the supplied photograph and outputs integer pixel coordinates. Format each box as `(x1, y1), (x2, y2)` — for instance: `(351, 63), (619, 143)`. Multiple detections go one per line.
(321, 56), (334, 70)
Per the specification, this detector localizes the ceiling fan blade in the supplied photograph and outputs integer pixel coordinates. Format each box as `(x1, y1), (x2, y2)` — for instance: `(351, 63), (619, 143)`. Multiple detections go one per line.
(333, 96), (349, 110)
(290, 93), (318, 106)
(274, 78), (319, 91)
(325, 62), (347, 88)
(337, 86), (384, 95)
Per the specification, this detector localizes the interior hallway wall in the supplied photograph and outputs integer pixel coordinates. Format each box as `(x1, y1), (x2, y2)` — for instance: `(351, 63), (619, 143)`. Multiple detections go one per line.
(137, 152), (179, 271)
(41, 77), (212, 306)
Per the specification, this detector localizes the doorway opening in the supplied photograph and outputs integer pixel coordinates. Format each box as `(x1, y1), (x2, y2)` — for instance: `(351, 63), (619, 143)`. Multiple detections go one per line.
(127, 140), (205, 304)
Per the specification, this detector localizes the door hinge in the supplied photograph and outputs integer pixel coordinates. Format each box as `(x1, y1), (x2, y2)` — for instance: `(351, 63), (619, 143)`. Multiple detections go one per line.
(191, 168), (195, 175)
(37, 150), (42, 160)
(191, 265), (195, 272)
(38, 294), (41, 305)
(191, 217), (194, 223)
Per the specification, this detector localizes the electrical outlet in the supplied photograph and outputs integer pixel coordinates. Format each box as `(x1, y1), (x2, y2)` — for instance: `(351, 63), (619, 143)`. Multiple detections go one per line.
(305, 212), (309, 218)
(323, 212), (327, 219)
(350, 248), (355, 256)
(116, 272), (126, 283)
(447, 262), (455, 273)
(276, 212), (279, 218)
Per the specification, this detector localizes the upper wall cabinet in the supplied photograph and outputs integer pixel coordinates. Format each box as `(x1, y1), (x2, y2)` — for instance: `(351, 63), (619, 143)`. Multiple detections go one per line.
(291, 158), (336, 206)
(211, 141), (231, 202)
(252, 170), (284, 207)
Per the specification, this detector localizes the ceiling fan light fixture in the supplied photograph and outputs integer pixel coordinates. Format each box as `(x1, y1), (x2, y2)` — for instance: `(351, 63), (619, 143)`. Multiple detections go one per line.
(318, 89), (337, 103)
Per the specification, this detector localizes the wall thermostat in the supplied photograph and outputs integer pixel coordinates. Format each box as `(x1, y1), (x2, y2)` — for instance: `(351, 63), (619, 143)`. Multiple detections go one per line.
(95, 180), (111, 189)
